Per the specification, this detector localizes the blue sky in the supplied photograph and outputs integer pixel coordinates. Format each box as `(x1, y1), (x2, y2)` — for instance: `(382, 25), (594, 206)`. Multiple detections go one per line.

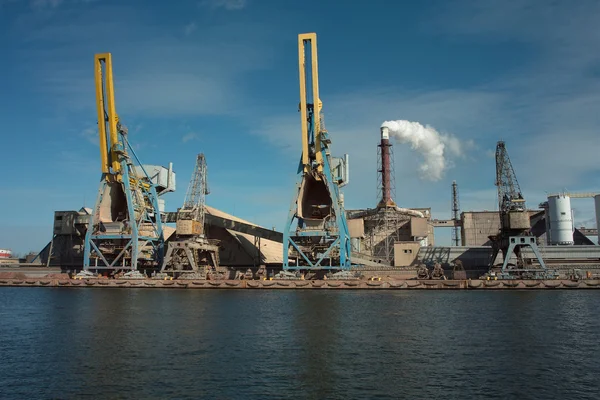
(1, 0), (600, 254)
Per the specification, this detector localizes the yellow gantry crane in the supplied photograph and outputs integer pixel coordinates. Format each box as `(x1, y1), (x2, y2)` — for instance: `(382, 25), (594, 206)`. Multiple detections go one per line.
(80, 53), (164, 277)
(282, 33), (352, 272)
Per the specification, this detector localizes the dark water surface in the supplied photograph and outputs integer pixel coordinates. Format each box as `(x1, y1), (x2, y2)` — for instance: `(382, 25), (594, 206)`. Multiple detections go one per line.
(0, 288), (598, 399)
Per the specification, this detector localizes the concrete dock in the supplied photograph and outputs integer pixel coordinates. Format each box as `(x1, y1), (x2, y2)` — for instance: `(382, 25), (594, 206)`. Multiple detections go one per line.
(1, 277), (599, 290)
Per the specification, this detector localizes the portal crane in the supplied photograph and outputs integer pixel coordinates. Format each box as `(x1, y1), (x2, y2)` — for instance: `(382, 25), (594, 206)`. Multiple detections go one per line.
(81, 53), (164, 277)
(180, 153), (209, 231)
(282, 33), (351, 272)
(160, 154), (220, 279)
(488, 141), (550, 278)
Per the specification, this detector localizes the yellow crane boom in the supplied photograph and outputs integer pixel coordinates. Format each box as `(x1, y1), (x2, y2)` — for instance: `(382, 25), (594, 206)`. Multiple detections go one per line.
(94, 53), (121, 175)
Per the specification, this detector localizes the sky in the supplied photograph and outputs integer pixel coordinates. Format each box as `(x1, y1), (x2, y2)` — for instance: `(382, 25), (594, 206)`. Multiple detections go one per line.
(1, 0), (600, 254)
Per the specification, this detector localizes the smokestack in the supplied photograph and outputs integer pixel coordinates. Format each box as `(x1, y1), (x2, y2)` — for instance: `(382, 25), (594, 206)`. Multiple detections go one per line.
(378, 126), (395, 208)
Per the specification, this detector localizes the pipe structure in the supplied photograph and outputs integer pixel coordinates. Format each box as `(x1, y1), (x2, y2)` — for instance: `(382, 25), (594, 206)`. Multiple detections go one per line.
(348, 207), (424, 220)
(378, 126), (395, 207)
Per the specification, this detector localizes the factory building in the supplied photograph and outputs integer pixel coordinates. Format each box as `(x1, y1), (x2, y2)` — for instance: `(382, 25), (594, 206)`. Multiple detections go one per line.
(347, 208), (433, 260)
(460, 210), (545, 246)
(343, 126), (434, 266)
(38, 205), (282, 272)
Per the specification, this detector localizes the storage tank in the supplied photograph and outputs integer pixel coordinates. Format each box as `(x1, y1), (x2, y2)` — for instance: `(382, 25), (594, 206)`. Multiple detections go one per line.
(547, 194), (573, 245)
(595, 195), (600, 244)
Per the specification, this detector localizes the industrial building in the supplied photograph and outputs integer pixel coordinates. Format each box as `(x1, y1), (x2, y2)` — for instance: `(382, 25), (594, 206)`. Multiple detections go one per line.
(39, 205), (283, 272)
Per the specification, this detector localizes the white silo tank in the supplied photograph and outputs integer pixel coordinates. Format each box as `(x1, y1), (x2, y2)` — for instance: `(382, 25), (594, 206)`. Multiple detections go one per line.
(548, 194), (573, 245)
(595, 195), (600, 244)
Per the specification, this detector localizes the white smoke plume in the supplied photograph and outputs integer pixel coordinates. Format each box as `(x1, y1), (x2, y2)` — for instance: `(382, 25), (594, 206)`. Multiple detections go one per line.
(381, 120), (463, 181)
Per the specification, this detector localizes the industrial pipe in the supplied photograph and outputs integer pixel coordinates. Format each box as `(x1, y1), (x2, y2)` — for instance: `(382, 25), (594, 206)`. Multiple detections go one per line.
(348, 207), (424, 220)
(379, 126), (394, 207)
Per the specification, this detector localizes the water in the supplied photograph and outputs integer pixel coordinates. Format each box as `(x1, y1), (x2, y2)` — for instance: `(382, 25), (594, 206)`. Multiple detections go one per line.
(0, 288), (598, 399)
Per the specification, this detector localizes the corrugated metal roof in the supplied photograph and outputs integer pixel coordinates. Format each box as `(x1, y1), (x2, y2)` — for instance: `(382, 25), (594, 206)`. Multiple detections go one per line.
(205, 205), (285, 264)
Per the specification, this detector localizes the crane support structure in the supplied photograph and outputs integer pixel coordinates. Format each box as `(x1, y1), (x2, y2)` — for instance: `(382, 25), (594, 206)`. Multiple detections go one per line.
(283, 33), (352, 271)
(82, 53), (164, 275)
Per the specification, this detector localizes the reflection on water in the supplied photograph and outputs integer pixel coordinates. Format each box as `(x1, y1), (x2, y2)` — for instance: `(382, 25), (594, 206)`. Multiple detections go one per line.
(1, 289), (599, 399)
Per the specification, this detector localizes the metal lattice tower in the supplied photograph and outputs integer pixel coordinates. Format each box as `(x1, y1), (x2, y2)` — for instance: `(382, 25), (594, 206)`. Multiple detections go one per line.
(181, 154), (209, 225)
(451, 180), (461, 246)
(370, 209), (404, 264)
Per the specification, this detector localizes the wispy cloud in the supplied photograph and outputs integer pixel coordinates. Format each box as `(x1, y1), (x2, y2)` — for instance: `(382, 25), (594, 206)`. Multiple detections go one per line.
(183, 21), (196, 36)
(200, 0), (247, 11)
(80, 126), (97, 145)
(11, 5), (274, 119)
(0, 0), (19, 7)
(29, 0), (97, 10)
(425, 0), (600, 195)
(31, 0), (63, 9)
(182, 132), (199, 143)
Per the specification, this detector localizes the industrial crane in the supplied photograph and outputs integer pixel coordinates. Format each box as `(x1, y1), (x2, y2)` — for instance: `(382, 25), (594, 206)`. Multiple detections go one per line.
(488, 141), (551, 278)
(282, 33), (352, 273)
(179, 153), (209, 234)
(80, 53), (164, 277)
(160, 154), (220, 279)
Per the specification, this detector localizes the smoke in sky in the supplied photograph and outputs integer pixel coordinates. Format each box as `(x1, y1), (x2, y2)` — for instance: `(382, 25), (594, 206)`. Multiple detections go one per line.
(381, 120), (464, 181)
